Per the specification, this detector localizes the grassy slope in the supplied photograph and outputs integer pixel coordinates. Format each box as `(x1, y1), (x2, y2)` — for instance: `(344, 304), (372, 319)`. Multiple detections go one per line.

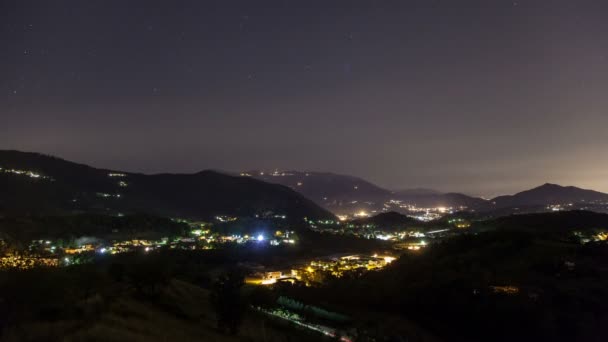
(1, 279), (318, 342)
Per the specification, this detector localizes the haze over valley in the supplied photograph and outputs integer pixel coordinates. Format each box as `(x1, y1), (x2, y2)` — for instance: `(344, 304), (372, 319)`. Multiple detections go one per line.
(3, 1), (608, 341)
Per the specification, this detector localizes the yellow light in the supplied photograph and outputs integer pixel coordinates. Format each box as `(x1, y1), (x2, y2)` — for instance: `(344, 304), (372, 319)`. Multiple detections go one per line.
(261, 278), (277, 285)
(354, 210), (369, 218)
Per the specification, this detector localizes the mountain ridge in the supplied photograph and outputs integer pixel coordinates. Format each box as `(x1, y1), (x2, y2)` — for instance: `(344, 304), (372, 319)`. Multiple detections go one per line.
(4, 151), (608, 218)
(0, 150), (335, 221)
(491, 183), (608, 208)
(245, 169), (608, 213)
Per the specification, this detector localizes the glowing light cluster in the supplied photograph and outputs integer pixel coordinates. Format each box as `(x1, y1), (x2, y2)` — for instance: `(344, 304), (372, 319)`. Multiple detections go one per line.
(0, 167), (51, 180)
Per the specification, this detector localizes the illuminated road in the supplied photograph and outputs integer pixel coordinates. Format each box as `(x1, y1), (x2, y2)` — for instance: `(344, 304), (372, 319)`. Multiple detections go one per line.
(255, 307), (352, 342)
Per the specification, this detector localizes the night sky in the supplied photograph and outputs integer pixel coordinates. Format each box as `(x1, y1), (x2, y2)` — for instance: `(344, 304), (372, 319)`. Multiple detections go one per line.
(2, 0), (608, 196)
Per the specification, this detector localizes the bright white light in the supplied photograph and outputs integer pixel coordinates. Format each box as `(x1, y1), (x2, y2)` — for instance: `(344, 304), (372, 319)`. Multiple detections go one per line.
(100, 248), (107, 254)
(257, 234), (264, 242)
(383, 256), (396, 263)
(426, 229), (449, 234)
(376, 234), (393, 241)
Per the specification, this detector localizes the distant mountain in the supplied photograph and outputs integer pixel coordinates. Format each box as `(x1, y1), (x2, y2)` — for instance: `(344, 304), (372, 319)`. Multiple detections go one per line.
(245, 170), (392, 214)
(491, 183), (608, 208)
(394, 188), (442, 197)
(246, 171), (498, 213)
(0, 151), (335, 221)
(246, 170), (391, 202)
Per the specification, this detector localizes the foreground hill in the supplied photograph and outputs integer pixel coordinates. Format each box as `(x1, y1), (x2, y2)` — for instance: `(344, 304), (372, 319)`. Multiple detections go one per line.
(491, 183), (608, 208)
(0, 151), (334, 221)
(351, 211), (418, 229)
(0, 257), (317, 342)
(289, 230), (608, 341)
(473, 210), (608, 234)
(395, 191), (490, 210)
(0, 214), (191, 242)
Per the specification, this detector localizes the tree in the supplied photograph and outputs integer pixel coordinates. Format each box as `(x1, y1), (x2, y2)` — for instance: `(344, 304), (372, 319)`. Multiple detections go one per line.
(210, 270), (245, 334)
(248, 285), (276, 309)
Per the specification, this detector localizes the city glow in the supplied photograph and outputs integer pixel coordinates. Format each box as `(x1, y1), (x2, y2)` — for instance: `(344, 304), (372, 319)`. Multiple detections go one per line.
(354, 210), (369, 218)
